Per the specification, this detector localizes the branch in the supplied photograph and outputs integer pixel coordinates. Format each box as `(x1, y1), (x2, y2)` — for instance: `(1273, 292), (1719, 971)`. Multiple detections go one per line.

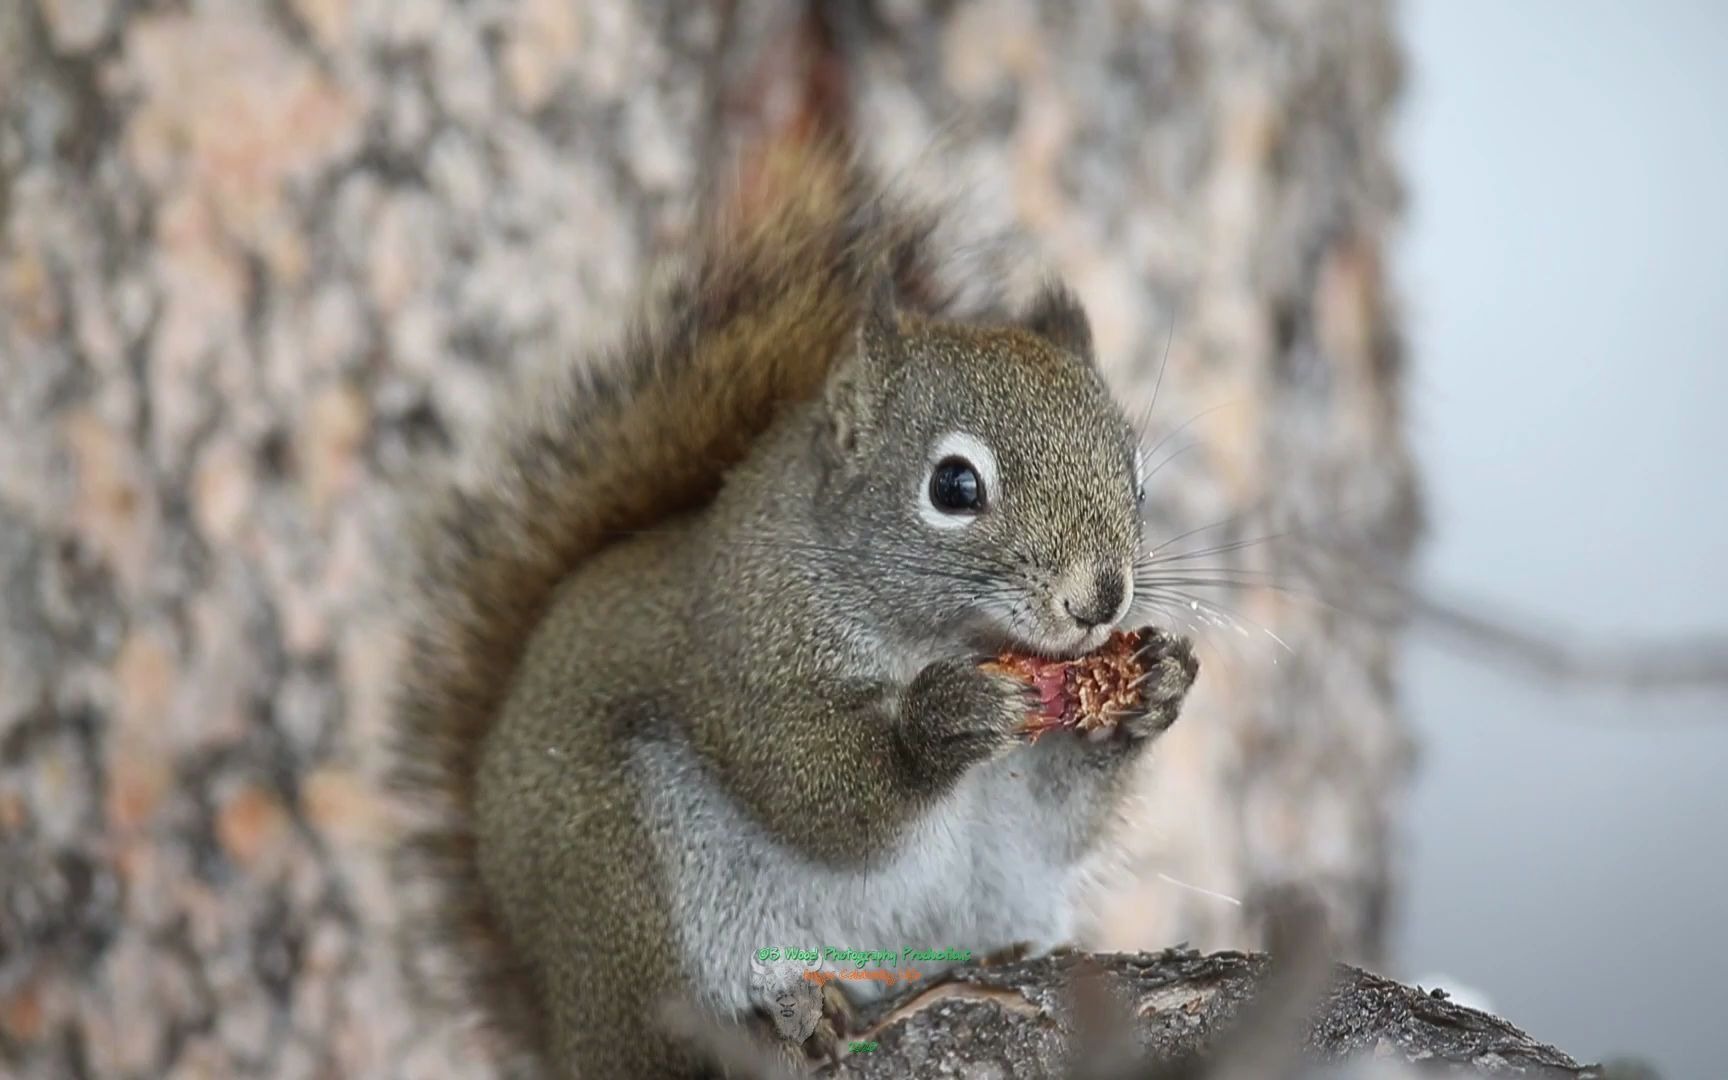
(1265, 522), (1728, 696)
(1411, 590), (1728, 695)
(816, 947), (1609, 1079)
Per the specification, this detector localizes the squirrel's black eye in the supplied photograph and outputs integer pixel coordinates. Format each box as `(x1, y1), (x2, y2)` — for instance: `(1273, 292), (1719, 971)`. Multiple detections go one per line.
(929, 457), (985, 513)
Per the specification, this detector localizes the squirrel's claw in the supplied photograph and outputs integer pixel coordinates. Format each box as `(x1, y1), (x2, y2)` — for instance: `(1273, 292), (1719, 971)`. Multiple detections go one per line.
(1112, 631), (1199, 743)
(802, 981), (859, 1070)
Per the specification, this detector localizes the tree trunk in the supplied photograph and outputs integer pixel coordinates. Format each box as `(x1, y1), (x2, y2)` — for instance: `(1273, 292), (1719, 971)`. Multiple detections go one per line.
(0, 0), (1417, 1075)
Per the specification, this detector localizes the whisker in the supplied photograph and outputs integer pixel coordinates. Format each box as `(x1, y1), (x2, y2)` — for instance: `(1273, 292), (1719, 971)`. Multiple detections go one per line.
(1135, 575), (1295, 594)
(1139, 514), (1248, 562)
(1141, 589), (1249, 636)
(1141, 588), (1294, 655)
(1134, 565), (1287, 584)
(1138, 441), (1201, 489)
(1133, 596), (1254, 671)
(1139, 501), (1279, 561)
(1135, 572), (1339, 616)
(1136, 397), (1244, 462)
(1127, 597), (1208, 650)
(1139, 534), (1286, 565)
(1155, 871), (1243, 908)
(1128, 318), (1178, 437)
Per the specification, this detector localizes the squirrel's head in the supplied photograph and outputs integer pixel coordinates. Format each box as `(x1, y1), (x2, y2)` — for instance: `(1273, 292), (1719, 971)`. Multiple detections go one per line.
(816, 280), (1144, 659)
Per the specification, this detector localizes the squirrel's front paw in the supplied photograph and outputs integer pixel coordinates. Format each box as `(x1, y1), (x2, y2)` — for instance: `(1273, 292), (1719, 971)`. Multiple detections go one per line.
(899, 658), (1035, 783)
(1108, 630), (1199, 743)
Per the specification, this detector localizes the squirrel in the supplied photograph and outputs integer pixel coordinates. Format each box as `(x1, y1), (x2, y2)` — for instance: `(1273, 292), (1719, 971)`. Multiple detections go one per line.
(389, 137), (1201, 1078)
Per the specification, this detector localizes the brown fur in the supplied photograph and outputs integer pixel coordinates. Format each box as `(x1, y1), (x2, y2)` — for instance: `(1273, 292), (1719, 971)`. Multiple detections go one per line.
(386, 138), (949, 1073)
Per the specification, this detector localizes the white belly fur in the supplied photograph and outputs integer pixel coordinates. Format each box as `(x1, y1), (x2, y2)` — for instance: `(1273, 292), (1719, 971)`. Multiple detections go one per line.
(633, 736), (1107, 1015)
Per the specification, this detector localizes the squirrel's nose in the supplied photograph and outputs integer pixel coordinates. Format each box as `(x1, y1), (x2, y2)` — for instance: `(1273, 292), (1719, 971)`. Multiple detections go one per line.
(1063, 567), (1128, 630)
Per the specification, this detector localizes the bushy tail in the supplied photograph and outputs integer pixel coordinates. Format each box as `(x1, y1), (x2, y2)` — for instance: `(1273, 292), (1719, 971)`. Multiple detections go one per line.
(386, 138), (952, 1068)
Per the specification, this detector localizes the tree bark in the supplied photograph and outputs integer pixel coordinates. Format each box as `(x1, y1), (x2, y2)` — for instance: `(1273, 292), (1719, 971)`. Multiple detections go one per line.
(1, 0), (1417, 1075)
(825, 949), (1601, 1079)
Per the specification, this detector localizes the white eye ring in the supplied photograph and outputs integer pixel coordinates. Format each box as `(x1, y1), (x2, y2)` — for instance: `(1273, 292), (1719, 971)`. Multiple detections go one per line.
(918, 431), (998, 530)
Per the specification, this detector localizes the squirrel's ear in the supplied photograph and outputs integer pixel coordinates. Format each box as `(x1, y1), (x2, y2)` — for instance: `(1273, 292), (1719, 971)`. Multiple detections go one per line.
(859, 272), (901, 359)
(824, 278), (899, 456)
(1021, 279), (1093, 359)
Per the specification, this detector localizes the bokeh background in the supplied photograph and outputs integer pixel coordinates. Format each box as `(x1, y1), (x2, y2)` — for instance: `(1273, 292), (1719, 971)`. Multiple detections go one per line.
(1396, 3), (1727, 1078)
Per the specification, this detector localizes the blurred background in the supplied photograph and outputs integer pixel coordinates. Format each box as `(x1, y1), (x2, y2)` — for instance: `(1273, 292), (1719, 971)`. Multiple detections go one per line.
(1396, 3), (1727, 1078)
(0, 1), (1721, 1076)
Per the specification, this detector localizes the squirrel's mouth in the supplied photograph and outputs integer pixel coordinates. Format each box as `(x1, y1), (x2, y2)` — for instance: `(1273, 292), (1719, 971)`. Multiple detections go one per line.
(1038, 625), (1115, 661)
(968, 617), (1112, 663)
